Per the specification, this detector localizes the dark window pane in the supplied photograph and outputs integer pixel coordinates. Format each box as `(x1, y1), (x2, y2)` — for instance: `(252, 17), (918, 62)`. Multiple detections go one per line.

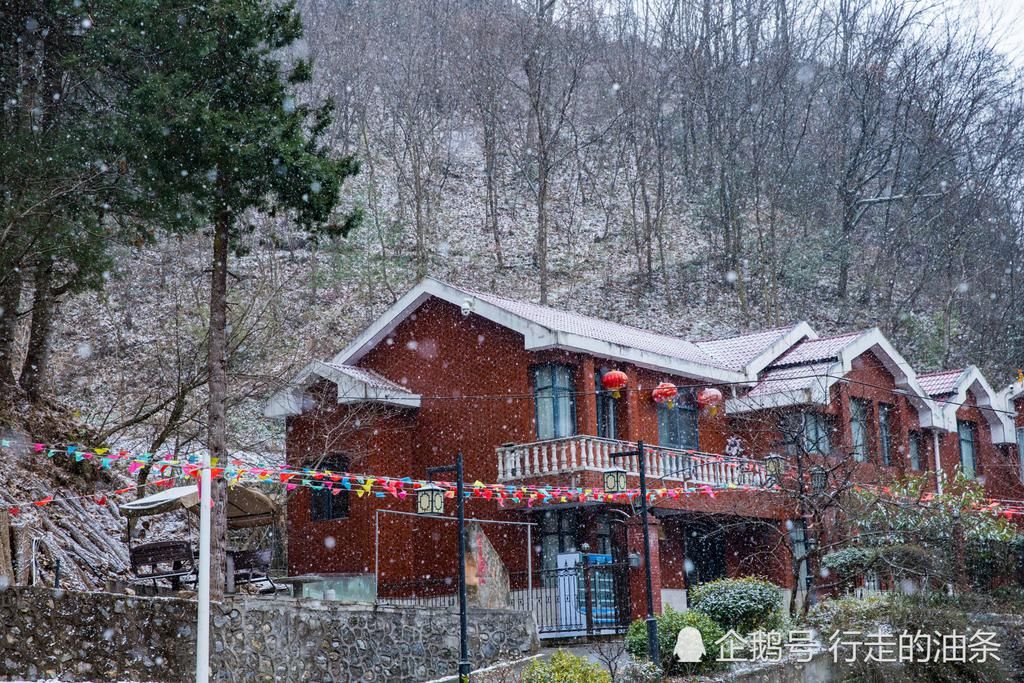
(908, 431), (921, 470)
(310, 454), (349, 521)
(534, 364), (576, 440)
(850, 399), (869, 462)
(958, 421), (976, 479)
(878, 404), (893, 466)
(658, 392), (698, 449)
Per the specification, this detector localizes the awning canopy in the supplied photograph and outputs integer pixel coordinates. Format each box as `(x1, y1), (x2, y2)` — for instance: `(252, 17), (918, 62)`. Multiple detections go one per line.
(119, 485), (278, 529)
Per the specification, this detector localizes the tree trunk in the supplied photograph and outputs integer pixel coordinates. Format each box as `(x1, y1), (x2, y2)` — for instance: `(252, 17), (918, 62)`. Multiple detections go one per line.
(483, 121), (504, 268)
(0, 509), (14, 586)
(19, 257), (55, 401)
(207, 208), (231, 600)
(536, 157), (549, 305)
(0, 274), (22, 387)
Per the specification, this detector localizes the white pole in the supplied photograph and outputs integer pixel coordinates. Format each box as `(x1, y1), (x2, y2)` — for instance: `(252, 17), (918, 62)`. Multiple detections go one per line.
(196, 456), (212, 683)
(932, 430), (944, 496)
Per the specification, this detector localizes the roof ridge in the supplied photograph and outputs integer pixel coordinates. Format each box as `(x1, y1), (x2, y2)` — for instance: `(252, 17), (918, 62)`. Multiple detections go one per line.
(437, 278), (696, 341)
(918, 368), (964, 378)
(691, 324), (798, 344)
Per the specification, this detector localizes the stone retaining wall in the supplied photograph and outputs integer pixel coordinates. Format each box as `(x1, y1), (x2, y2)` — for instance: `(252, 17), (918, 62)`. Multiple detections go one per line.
(0, 587), (539, 682)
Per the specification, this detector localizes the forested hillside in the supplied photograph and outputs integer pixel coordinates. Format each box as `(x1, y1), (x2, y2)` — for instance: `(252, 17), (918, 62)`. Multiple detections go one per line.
(3, 0), (1023, 461)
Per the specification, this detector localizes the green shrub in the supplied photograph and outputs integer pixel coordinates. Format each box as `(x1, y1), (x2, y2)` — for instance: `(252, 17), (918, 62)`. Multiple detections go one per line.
(625, 607), (724, 675)
(522, 649), (611, 683)
(689, 577), (784, 634)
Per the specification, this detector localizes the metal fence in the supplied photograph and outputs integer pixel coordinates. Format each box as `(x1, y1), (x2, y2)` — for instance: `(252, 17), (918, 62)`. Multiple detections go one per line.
(376, 577), (459, 608)
(510, 560), (631, 637)
(376, 561), (631, 639)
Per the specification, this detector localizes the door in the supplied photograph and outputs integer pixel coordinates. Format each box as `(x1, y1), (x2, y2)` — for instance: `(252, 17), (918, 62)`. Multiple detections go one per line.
(684, 521), (727, 586)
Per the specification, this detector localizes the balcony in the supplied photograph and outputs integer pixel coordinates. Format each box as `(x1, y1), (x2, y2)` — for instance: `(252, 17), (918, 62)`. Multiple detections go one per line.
(496, 435), (768, 489)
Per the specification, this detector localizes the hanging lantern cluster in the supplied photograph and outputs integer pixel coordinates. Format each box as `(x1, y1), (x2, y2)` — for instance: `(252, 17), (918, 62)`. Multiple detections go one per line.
(651, 382), (679, 409)
(697, 387), (725, 416)
(601, 370), (628, 399)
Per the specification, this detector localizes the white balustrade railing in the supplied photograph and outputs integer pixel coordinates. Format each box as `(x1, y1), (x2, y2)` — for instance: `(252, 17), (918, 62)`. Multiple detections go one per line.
(496, 435), (766, 489)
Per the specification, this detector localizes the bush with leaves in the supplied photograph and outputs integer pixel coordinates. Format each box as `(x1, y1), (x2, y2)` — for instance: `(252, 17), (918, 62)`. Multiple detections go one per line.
(522, 649), (611, 683)
(625, 607), (724, 675)
(689, 577), (784, 634)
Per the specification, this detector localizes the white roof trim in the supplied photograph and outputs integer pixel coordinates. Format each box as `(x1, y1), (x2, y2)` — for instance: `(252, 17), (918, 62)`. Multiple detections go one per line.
(1002, 380), (1024, 405)
(728, 328), (940, 428)
(264, 360), (421, 418)
(741, 322), (819, 378)
(331, 278), (749, 384)
(937, 366), (1015, 443)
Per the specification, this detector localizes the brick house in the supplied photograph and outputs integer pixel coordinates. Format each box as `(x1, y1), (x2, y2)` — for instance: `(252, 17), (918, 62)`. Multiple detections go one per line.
(266, 278), (1023, 633)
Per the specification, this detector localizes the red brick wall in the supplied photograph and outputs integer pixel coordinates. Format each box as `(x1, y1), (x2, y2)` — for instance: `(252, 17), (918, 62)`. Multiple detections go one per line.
(284, 297), (754, 580)
(938, 393), (1024, 500)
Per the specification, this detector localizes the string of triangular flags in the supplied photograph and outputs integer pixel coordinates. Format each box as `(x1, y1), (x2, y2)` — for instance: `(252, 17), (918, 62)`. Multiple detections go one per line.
(5, 438), (1024, 518)
(0, 438), (768, 516)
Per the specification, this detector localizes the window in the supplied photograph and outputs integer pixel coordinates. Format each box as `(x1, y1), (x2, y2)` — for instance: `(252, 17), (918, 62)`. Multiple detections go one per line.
(533, 364), (576, 440)
(803, 412), (832, 455)
(957, 420), (977, 479)
(781, 412), (832, 455)
(908, 430), (923, 471)
(1018, 428), (1024, 484)
(658, 392), (699, 449)
(594, 371), (617, 439)
(539, 509), (579, 572)
(878, 403), (893, 466)
(850, 399), (869, 462)
(310, 455), (349, 522)
(593, 513), (612, 556)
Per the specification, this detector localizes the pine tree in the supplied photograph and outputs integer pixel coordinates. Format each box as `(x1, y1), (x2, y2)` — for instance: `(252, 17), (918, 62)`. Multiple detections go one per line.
(92, 0), (360, 595)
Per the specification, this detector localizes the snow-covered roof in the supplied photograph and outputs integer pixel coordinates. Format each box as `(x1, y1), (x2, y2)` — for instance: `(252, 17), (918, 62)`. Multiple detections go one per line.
(727, 328), (939, 428)
(265, 359), (420, 418)
(694, 323), (817, 373)
(917, 369), (964, 397)
(466, 286), (724, 367)
(329, 278), (754, 384)
(770, 332), (862, 367)
(742, 362), (833, 407)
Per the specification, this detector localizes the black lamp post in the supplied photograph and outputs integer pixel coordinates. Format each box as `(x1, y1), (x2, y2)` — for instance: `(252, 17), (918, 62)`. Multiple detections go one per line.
(605, 440), (659, 666)
(421, 452), (470, 682)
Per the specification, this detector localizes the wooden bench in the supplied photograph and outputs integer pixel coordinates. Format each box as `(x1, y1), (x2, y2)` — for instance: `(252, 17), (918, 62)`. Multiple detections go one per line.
(129, 540), (196, 591)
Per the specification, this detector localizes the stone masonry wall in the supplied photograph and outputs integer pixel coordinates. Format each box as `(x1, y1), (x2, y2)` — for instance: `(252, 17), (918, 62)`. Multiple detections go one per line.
(0, 587), (539, 682)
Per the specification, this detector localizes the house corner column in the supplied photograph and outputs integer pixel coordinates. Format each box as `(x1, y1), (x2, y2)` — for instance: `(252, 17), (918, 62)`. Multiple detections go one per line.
(626, 516), (662, 621)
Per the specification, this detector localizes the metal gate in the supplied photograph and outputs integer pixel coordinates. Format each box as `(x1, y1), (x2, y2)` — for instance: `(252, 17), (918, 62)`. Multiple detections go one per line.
(510, 558), (631, 638)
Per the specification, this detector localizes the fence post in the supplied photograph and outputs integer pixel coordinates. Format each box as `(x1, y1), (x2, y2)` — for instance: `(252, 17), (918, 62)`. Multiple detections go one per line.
(583, 554), (593, 637)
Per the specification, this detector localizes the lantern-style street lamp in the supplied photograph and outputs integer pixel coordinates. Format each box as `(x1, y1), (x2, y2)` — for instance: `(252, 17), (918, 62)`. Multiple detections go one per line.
(421, 453), (470, 681)
(608, 440), (659, 667)
(603, 467), (628, 495)
(416, 483), (446, 516)
(809, 465), (828, 494)
(764, 453), (785, 485)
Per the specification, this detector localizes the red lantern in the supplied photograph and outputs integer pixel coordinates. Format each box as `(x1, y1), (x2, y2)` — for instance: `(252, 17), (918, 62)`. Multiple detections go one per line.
(697, 387), (725, 416)
(651, 382), (679, 408)
(601, 370), (628, 398)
